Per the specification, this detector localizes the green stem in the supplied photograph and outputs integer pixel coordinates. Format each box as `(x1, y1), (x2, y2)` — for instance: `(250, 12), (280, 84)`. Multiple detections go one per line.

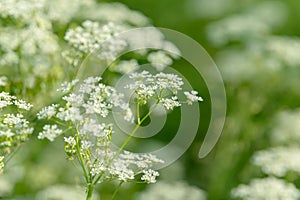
(110, 181), (123, 200)
(86, 183), (94, 200)
(74, 129), (89, 183)
(114, 103), (159, 158)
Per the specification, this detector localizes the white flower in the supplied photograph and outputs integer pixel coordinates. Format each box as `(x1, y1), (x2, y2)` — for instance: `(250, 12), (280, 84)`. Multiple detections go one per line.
(135, 181), (206, 200)
(64, 21), (127, 61)
(155, 72), (184, 93)
(271, 109), (300, 145)
(0, 92), (15, 108)
(79, 2), (149, 27)
(266, 36), (300, 67)
(109, 160), (135, 181)
(13, 99), (33, 111)
(160, 96), (181, 110)
(122, 28), (181, 57)
(110, 59), (139, 74)
(62, 94), (84, 107)
(45, 0), (94, 23)
(3, 114), (27, 127)
(206, 1), (286, 46)
(252, 147), (300, 177)
(37, 76), (171, 185)
(0, 94), (33, 155)
(81, 140), (93, 150)
(231, 177), (300, 200)
(0, 0), (44, 21)
(0, 76), (7, 86)
(184, 90), (203, 105)
(37, 104), (59, 120)
(141, 169), (159, 184)
(123, 107), (134, 123)
(38, 125), (63, 142)
(90, 163), (106, 176)
(127, 71), (185, 105)
(56, 107), (83, 122)
(64, 136), (76, 146)
(57, 80), (79, 93)
(148, 51), (173, 71)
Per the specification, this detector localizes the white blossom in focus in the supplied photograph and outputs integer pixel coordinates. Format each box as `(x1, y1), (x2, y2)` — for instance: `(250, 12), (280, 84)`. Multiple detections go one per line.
(0, 92), (33, 171)
(184, 90), (203, 105)
(38, 125), (63, 142)
(141, 169), (159, 184)
(127, 71), (202, 109)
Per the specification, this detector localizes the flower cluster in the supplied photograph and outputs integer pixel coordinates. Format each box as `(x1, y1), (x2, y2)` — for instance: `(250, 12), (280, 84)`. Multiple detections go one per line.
(37, 76), (164, 187)
(141, 169), (160, 184)
(123, 28), (181, 58)
(147, 51), (173, 71)
(94, 151), (163, 183)
(0, 76), (7, 87)
(271, 109), (300, 145)
(0, 1), (207, 199)
(64, 21), (127, 64)
(206, 1), (286, 46)
(233, 108), (300, 199)
(127, 71), (203, 110)
(0, 0), (61, 90)
(78, 2), (149, 27)
(135, 180), (207, 200)
(110, 59), (139, 74)
(250, 109), (300, 178)
(44, 0), (95, 23)
(184, 91), (203, 105)
(266, 36), (300, 68)
(252, 147), (300, 177)
(37, 76), (133, 137)
(0, 92), (33, 172)
(36, 184), (98, 200)
(0, 0), (44, 22)
(231, 177), (300, 200)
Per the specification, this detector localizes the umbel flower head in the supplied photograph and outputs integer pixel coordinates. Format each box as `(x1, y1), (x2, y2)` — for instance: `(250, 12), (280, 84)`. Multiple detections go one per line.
(37, 72), (203, 198)
(0, 92), (33, 172)
(126, 70), (203, 109)
(37, 76), (163, 184)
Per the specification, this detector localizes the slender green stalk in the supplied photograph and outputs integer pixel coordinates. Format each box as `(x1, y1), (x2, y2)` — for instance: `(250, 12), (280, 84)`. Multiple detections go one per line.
(74, 128), (89, 183)
(91, 103), (159, 186)
(110, 181), (123, 200)
(114, 103), (159, 158)
(86, 183), (94, 200)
